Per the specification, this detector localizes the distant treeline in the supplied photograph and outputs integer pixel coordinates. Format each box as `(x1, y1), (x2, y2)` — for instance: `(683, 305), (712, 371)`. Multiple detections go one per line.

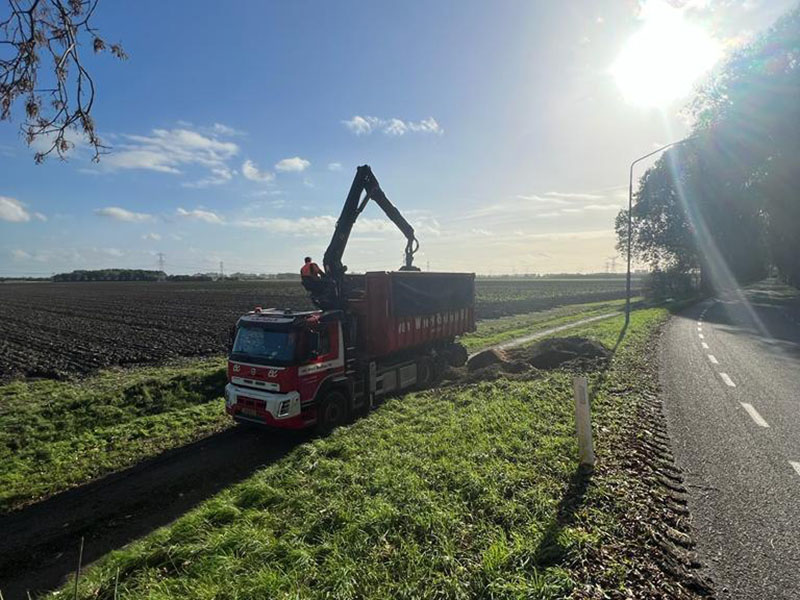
(51, 269), (301, 282)
(476, 272), (644, 279)
(53, 269), (168, 282)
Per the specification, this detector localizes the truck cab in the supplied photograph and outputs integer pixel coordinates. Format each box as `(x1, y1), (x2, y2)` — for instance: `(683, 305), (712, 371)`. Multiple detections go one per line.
(225, 308), (349, 431)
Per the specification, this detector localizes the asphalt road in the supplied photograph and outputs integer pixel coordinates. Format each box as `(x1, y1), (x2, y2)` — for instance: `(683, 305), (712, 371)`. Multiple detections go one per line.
(661, 281), (800, 599)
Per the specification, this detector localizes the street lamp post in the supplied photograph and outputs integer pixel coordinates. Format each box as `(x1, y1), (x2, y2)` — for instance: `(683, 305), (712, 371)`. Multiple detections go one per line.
(625, 136), (698, 324)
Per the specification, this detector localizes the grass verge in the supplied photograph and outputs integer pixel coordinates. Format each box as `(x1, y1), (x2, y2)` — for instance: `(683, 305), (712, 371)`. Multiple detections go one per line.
(461, 297), (640, 352)
(51, 306), (709, 599)
(0, 358), (229, 513)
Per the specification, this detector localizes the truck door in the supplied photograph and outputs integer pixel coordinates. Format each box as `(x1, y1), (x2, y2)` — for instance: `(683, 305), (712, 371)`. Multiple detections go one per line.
(298, 323), (344, 405)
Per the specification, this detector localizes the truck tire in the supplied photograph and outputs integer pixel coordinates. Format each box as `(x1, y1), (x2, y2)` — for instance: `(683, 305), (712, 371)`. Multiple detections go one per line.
(447, 343), (468, 367)
(416, 357), (434, 389)
(315, 390), (349, 435)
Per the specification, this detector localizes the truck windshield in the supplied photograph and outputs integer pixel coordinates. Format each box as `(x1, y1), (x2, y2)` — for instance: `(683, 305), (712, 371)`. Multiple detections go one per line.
(232, 326), (296, 363)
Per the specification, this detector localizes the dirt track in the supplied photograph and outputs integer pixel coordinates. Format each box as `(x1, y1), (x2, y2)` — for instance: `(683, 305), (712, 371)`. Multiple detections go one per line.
(0, 426), (307, 599)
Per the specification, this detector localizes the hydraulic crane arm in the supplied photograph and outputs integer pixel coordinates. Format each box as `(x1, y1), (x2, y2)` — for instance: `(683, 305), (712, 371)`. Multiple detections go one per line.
(323, 165), (419, 284)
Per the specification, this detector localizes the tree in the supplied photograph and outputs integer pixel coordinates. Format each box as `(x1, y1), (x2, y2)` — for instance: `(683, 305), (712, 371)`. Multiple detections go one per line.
(619, 5), (799, 289)
(1, 0), (125, 162)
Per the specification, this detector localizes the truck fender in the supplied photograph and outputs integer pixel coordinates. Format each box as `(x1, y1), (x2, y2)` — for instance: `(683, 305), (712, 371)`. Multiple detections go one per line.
(314, 376), (352, 409)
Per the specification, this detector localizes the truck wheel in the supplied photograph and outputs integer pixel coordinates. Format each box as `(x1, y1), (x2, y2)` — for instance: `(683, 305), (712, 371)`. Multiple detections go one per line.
(315, 390), (348, 435)
(447, 343), (468, 367)
(416, 358), (434, 389)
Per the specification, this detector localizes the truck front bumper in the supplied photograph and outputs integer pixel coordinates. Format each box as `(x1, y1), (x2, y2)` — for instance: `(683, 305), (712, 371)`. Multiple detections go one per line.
(225, 384), (304, 427)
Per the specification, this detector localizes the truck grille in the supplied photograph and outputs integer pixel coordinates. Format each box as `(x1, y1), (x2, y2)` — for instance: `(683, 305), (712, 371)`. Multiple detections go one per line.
(237, 395), (266, 411)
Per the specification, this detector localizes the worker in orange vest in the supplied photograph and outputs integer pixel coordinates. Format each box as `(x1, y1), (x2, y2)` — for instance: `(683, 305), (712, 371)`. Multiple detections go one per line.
(300, 256), (324, 294)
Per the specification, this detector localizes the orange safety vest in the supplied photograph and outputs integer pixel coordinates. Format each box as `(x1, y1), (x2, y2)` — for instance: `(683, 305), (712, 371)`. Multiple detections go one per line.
(301, 262), (321, 277)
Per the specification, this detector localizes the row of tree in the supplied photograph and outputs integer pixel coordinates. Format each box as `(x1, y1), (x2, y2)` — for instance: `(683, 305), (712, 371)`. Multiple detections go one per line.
(618, 6), (800, 291)
(50, 270), (305, 282)
(53, 270), (167, 282)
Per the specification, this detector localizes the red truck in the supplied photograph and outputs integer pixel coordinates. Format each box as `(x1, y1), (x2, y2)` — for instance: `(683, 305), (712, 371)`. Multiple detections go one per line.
(225, 166), (475, 433)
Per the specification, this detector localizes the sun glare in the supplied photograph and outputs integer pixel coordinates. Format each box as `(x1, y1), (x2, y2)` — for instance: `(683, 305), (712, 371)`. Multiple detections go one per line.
(611, 0), (722, 108)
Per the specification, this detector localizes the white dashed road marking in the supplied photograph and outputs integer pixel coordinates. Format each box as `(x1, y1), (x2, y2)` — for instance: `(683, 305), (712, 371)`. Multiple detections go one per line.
(708, 354), (719, 364)
(790, 462), (800, 477)
(701, 342), (709, 349)
(740, 403), (769, 427)
(699, 333), (705, 339)
(719, 372), (736, 387)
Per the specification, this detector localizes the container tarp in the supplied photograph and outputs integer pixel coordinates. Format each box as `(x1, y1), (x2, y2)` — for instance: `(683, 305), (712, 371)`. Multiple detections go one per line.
(391, 273), (474, 317)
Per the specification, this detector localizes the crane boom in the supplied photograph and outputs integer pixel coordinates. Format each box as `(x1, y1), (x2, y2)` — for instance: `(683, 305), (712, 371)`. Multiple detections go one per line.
(323, 165), (418, 283)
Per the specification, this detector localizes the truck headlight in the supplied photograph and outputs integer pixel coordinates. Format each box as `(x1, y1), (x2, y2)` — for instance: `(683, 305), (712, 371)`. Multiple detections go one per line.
(277, 399), (290, 416)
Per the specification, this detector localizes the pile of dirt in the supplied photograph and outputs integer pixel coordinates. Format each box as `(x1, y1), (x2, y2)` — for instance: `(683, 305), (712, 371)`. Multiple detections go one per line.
(442, 337), (611, 387)
(510, 336), (611, 371)
(441, 350), (538, 386)
(466, 348), (507, 371)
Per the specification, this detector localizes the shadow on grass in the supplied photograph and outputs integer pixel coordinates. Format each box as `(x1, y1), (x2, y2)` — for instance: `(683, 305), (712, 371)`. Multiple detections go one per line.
(533, 465), (594, 566)
(0, 426), (309, 599)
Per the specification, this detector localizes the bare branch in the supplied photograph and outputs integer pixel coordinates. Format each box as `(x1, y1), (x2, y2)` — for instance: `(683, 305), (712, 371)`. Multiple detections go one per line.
(0, 0), (125, 162)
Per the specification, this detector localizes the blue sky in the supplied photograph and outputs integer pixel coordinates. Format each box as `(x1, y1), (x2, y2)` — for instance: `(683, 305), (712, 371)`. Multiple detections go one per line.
(0, 0), (794, 276)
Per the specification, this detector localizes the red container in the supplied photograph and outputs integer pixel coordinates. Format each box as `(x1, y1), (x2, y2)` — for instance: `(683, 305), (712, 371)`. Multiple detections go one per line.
(346, 271), (475, 359)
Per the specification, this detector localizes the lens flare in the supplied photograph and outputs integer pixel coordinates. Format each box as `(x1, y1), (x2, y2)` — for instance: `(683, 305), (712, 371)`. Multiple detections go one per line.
(612, 0), (722, 107)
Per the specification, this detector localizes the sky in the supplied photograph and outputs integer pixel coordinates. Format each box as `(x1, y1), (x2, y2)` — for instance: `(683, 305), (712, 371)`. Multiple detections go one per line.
(0, 0), (795, 276)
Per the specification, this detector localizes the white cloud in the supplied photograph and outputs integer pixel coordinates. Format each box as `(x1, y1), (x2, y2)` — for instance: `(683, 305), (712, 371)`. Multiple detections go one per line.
(584, 203), (623, 211)
(328, 162), (342, 171)
(177, 207), (224, 224)
(11, 249), (31, 259)
(342, 115), (443, 136)
(0, 196), (32, 222)
(544, 191), (604, 200)
(275, 156), (311, 172)
(95, 206), (153, 222)
(384, 118), (408, 136)
(242, 159), (275, 182)
(471, 228), (492, 236)
(235, 215), (400, 236)
(211, 123), (243, 136)
(142, 232), (162, 241)
(100, 127), (240, 186)
(33, 212), (47, 221)
(342, 116), (377, 135)
(182, 167), (235, 188)
(517, 194), (570, 206)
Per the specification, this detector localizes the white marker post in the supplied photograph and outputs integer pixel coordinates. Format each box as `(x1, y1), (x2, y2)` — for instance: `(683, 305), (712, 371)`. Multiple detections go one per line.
(573, 376), (595, 468)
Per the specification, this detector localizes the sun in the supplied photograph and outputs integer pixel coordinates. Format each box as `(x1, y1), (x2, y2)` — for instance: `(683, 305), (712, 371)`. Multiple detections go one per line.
(611, 0), (722, 108)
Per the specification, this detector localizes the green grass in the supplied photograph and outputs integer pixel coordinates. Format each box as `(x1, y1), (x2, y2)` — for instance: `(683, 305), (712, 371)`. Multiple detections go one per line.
(461, 298), (639, 352)
(0, 358), (229, 513)
(0, 299), (641, 515)
(51, 307), (672, 600)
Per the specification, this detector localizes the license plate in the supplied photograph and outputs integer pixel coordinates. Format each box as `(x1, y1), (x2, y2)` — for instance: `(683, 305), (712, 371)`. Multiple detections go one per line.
(240, 408), (261, 418)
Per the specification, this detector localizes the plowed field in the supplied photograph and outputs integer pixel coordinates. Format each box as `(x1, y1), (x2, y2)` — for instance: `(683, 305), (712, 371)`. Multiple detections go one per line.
(0, 278), (635, 379)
